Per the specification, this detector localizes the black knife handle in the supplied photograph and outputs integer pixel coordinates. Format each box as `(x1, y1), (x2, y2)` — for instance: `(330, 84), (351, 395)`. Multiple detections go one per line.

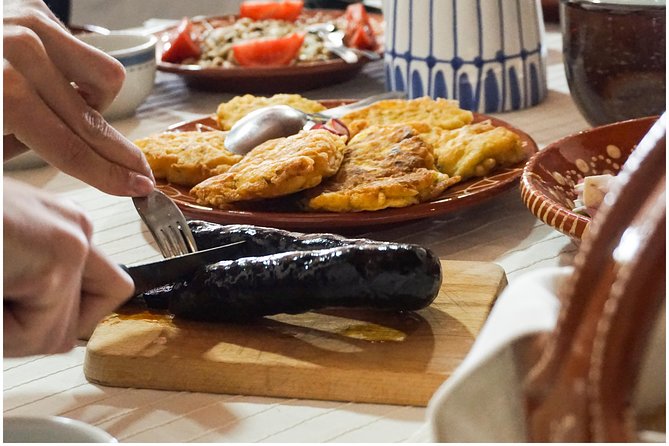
(118, 241), (245, 299)
(119, 264), (153, 296)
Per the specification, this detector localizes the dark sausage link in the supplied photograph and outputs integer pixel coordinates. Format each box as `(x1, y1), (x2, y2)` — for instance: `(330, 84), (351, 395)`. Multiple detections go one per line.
(139, 222), (443, 320)
(189, 220), (383, 257)
(165, 243), (442, 322)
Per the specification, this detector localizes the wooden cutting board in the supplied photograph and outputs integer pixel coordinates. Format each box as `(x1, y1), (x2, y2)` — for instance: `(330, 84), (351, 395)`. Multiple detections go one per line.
(84, 260), (506, 407)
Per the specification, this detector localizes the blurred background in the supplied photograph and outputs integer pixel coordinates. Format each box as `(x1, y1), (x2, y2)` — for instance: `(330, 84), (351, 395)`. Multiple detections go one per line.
(48, 0), (382, 29)
(48, 0), (244, 29)
(50, 0), (554, 30)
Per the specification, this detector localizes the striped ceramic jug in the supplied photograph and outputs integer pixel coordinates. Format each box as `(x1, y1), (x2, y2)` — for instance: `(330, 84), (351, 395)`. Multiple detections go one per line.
(383, 0), (548, 113)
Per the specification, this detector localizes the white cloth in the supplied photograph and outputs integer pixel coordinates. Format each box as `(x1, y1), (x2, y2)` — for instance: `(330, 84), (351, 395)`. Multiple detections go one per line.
(425, 266), (666, 442)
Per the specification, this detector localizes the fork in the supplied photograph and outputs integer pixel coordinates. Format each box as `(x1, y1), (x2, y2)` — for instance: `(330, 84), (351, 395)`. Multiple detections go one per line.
(133, 189), (198, 258)
(306, 23), (380, 63)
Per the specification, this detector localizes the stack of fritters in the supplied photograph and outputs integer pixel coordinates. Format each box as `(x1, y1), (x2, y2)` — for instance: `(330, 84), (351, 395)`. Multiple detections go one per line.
(215, 94), (326, 130)
(191, 129), (347, 207)
(135, 130), (242, 187)
(340, 97), (525, 183)
(414, 121), (526, 180)
(304, 125), (459, 212)
(136, 94), (528, 213)
(341, 96), (474, 137)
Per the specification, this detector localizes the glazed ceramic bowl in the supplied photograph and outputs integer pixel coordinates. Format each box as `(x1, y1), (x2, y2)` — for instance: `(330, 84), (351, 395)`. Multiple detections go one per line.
(520, 116), (658, 240)
(78, 32), (157, 120)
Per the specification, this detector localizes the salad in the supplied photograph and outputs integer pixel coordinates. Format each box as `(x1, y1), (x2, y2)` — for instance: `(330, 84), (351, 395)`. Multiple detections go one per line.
(160, 1), (380, 67)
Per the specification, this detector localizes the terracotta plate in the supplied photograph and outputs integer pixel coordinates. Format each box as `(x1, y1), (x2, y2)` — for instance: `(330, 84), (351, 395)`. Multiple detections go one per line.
(520, 116), (658, 240)
(156, 10), (382, 93)
(156, 100), (538, 232)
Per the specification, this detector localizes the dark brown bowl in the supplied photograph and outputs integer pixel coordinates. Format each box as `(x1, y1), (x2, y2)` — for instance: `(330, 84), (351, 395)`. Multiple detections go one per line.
(520, 115), (659, 240)
(560, 0), (666, 126)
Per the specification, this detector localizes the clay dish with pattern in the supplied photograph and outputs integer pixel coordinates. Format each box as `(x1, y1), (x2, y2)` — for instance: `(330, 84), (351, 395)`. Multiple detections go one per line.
(520, 116), (659, 240)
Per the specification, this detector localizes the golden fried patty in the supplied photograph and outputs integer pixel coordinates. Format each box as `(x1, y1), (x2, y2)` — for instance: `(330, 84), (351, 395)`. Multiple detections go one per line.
(191, 129), (347, 206)
(304, 125), (460, 212)
(215, 94), (327, 130)
(419, 120), (526, 180)
(135, 130), (242, 187)
(341, 96), (474, 137)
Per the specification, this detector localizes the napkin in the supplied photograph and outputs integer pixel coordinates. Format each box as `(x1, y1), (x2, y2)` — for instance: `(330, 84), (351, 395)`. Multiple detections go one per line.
(425, 266), (666, 442)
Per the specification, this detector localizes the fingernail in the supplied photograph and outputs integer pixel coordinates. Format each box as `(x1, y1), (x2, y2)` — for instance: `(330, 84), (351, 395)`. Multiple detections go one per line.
(131, 173), (155, 195)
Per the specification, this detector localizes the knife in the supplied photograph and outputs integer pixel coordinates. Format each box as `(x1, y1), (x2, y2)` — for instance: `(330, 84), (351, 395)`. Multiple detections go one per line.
(120, 241), (245, 296)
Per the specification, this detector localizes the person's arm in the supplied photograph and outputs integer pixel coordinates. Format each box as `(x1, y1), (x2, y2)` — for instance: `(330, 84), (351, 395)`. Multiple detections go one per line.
(3, 0), (155, 197)
(3, 178), (135, 357)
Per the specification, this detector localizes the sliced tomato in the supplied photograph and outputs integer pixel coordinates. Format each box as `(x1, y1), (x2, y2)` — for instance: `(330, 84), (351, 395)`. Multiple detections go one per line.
(161, 17), (201, 63)
(347, 25), (376, 51)
(239, 1), (304, 22)
(344, 2), (370, 24)
(311, 118), (350, 141)
(343, 3), (378, 51)
(232, 32), (305, 67)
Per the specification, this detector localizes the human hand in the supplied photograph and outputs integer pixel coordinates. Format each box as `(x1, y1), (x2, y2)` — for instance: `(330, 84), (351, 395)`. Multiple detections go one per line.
(3, 178), (135, 357)
(3, 0), (155, 197)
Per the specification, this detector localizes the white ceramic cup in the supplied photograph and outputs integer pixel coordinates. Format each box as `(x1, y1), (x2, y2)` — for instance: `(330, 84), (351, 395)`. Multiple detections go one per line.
(78, 32), (157, 120)
(382, 0), (548, 113)
(3, 416), (117, 443)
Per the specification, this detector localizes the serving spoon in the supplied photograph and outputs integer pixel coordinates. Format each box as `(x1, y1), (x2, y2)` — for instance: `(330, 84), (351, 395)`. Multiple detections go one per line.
(225, 91), (407, 155)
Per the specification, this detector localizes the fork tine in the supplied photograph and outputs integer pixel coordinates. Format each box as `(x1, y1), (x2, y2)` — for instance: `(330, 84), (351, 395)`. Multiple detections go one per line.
(133, 189), (198, 258)
(150, 226), (177, 258)
(178, 221), (198, 253)
(160, 226), (182, 256)
(165, 224), (190, 257)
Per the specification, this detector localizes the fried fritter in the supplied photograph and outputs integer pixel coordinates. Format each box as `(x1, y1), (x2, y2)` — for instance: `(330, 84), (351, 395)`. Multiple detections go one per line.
(304, 125), (460, 212)
(419, 120), (526, 180)
(191, 129), (347, 206)
(135, 130), (242, 187)
(341, 96), (474, 137)
(215, 94), (327, 130)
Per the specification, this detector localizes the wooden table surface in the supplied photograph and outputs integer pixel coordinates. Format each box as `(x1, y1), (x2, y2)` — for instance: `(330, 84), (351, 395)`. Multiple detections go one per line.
(3, 24), (591, 442)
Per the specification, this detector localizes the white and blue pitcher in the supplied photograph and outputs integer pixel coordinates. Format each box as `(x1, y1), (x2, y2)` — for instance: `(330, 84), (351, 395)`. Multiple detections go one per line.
(383, 0), (547, 113)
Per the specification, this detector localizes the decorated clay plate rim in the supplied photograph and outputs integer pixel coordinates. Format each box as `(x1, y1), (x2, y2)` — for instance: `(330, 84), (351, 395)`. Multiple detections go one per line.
(520, 115), (659, 240)
(157, 102), (538, 230)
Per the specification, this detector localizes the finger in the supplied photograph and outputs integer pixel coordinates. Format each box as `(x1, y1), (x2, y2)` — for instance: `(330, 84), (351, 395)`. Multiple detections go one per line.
(3, 27), (154, 184)
(77, 246), (135, 339)
(4, 61), (154, 196)
(3, 257), (83, 356)
(3, 180), (96, 355)
(4, 0), (65, 29)
(3, 301), (76, 356)
(3, 7), (123, 110)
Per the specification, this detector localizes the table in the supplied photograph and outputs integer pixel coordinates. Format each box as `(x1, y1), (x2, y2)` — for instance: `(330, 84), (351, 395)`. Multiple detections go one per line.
(3, 24), (591, 442)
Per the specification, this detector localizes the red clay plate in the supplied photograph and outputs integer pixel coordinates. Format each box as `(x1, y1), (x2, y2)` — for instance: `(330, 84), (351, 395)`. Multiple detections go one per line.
(520, 116), (658, 240)
(156, 10), (382, 93)
(156, 100), (538, 232)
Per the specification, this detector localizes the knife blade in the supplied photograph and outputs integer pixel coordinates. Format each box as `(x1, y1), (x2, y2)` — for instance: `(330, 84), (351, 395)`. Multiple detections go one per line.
(120, 241), (245, 296)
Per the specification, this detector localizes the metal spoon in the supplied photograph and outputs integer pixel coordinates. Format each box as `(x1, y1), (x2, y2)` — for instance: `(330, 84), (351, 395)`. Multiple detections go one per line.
(224, 91), (407, 155)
